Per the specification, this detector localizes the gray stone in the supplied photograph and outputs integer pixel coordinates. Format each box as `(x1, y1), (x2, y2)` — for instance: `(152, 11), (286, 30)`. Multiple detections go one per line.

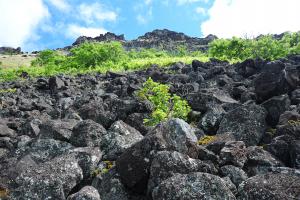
(217, 104), (267, 146)
(152, 172), (236, 200)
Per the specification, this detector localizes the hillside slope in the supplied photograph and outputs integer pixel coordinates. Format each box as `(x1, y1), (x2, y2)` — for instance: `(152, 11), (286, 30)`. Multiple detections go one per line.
(1, 54), (300, 199)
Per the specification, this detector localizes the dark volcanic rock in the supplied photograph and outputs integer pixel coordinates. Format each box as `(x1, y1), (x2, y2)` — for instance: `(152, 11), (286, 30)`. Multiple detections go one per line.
(237, 172), (300, 200)
(1, 48), (300, 200)
(261, 94), (290, 126)
(70, 120), (107, 147)
(67, 186), (101, 200)
(148, 151), (217, 194)
(254, 61), (291, 102)
(217, 104), (267, 146)
(116, 118), (198, 194)
(101, 120), (144, 160)
(152, 172), (236, 200)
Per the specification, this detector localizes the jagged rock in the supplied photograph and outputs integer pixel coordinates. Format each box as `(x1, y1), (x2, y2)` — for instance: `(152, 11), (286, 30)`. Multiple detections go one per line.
(101, 120), (144, 160)
(237, 172), (300, 200)
(254, 61), (290, 102)
(217, 104), (267, 146)
(197, 145), (220, 164)
(26, 139), (73, 163)
(70, 120), (107, 147)
(186, 89), (238, 112)
(0, 123), (16, 138)
(290, 140), (300, 169)
(220, 165), (248, 187)
(290, 89), (300, 104)
(235, 58), (264, 78)
(148, 151), (217, 194)
(222, 176), (237, 195)
(276, 119), (300, 140)
(11, 154), (83, 200)
(67, 186), (101, 200)
(278, 110), (300, 125)
(152, 172), (236, 200)
(116, 118), (198, 194)
(244, 146), (283, 176)
(199, 104), (226, 133)
(92, 167), (148, 200)
(220, 141), (247, 168)
(39, 119), (78, 142)
(125, 113), (150, 135)
(49, 76), (65, 91)
(265, 136), (291, 166)
(261, 94), (291, 126)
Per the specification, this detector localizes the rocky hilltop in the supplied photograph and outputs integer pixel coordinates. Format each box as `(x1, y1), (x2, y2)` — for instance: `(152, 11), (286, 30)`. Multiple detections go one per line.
(71, 29), (217, 52)
(1, 54), (300, 199)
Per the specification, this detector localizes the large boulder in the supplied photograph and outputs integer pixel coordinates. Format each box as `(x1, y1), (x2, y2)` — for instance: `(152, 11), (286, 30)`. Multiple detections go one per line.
(67, 186), (101, 200)
(152, 172), (236, 200)
(290, 140), (300, 169)
(217, 104), (267, 146)
(261, 94), (290, 126)
(70, 120), (107, 147)
(254, 61), (290, 102)
(186, 89), (238, 113)
(244, 146), (283, 176)
(39, 119), (78, 142)
(199, 104), (226, 133)
(220, 165), (248, 187)
(237, 172), (300, 200)
(116, 118), (198, 194)
(148, 151), (217, 194)
(220, 141), (248, 168)
(11, 154), (83, 200)
(101, 120), (144, 160)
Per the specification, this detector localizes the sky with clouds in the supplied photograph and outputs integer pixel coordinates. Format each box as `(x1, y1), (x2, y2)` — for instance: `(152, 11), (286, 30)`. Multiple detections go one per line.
(0, 0), (299, 51)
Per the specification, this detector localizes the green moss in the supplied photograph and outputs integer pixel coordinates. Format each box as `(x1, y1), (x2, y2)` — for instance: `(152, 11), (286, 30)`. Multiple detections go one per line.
(198, 135), (216, 145)
(0, 88), (16, 93)
(288, 119), (300, 126)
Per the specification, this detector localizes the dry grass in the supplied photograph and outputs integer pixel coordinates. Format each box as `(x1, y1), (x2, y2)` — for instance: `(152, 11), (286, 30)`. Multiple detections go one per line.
(0, 54), (36, 68)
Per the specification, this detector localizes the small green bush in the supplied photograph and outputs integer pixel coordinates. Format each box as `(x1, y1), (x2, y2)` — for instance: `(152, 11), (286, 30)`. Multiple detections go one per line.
(31, 49), (65, 67)
(208, 32), (300, 61)
(138, 78), (191, 126)
(68, 41), (128, 68)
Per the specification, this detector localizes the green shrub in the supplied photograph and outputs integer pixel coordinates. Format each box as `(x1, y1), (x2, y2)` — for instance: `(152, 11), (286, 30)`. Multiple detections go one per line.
(68, 41), (128, 68)
(208, 32), (300, 61)
(137, 78), (191, 126)
(31, 49), (65, 67)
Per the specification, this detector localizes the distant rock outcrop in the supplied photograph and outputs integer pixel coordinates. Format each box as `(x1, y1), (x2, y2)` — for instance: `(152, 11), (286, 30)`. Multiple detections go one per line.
(0, 47), (22, 54)
(71, 29), (217, 52)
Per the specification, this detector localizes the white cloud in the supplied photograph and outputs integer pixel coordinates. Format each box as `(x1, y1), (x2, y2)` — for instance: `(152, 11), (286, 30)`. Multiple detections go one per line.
(145, 0), (152, 5)
(195, 7), (206, 15)
(137, 14), (147, 24)
(201, 0), (300, 38)
(66, 24), (107, 39)
(0, 0), (49, 48)
(78, 3), (117, 25)
(48, 0), (70, 11)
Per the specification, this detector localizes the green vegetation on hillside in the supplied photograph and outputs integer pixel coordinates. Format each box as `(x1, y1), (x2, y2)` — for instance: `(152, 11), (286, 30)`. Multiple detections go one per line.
(209, 32), (300, 61)
(138, 78), (191, 126)
(0, 32), (299, 82)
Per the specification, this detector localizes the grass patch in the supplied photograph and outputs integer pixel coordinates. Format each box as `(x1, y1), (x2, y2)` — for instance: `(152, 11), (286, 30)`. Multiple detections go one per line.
(0, 31), (299, 82)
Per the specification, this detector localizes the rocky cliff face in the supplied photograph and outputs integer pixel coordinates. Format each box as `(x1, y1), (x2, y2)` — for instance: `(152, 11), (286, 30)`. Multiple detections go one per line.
(1, 55), (300, 199)
(71, 29), (217, 52)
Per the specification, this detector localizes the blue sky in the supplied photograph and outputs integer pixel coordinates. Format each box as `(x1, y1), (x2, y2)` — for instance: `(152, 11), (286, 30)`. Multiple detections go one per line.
(0, 0), (299, 52)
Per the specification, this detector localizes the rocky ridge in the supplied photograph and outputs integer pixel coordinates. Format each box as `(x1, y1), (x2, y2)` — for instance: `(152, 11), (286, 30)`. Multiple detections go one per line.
(71, 29), (217, 52)
(0, 55), (300, 199)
